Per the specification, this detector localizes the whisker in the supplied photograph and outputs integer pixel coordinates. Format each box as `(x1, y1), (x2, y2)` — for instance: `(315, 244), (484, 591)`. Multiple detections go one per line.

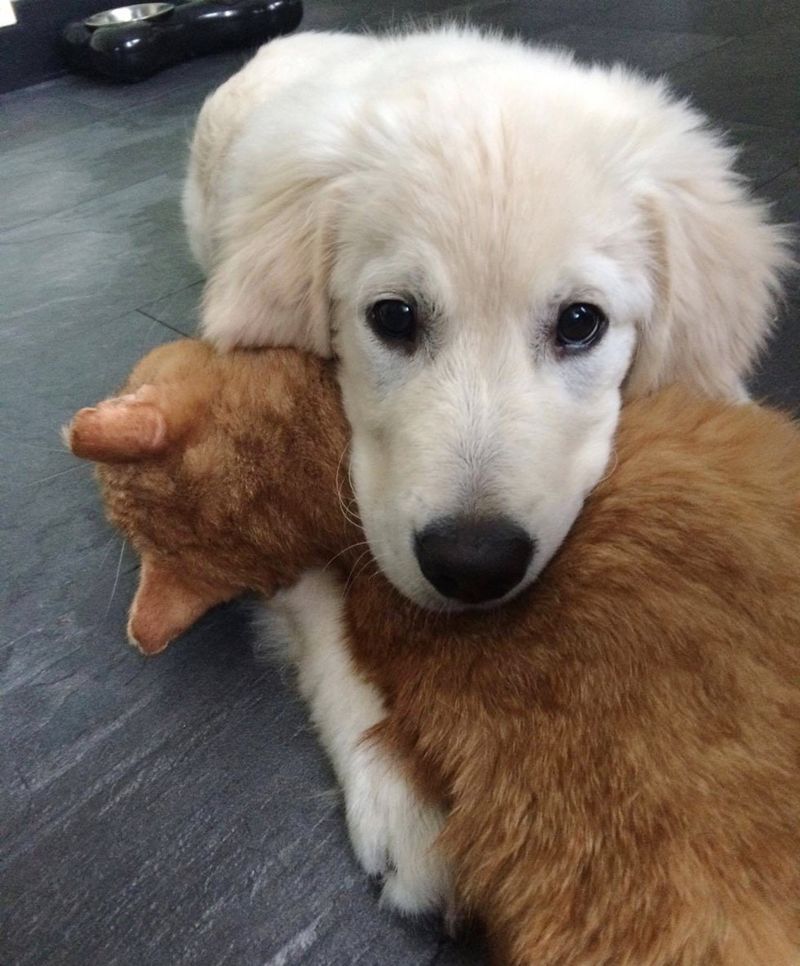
(322, 539), (371, 573)
(336, 446), (350, 520)
(23, 463), (88, 487)
(338, 499), (361, 529)
(96, 534), (119, 572)
(344, 547), (373, 595)
(346, 452), (360, 505)
(104, 539), (127, 617)
(11, 438), (78, 455)
(592, 449), (619, 490)
(351, 552), (376, 586)
(334, 444), (362, 528)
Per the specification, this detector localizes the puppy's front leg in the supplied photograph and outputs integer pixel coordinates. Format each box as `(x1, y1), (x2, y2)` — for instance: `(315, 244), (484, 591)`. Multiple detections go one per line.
(271, 570), (452, 916)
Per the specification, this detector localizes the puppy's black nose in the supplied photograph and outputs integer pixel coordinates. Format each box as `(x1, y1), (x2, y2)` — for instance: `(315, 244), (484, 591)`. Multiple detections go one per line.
(414, 516), (535, 605)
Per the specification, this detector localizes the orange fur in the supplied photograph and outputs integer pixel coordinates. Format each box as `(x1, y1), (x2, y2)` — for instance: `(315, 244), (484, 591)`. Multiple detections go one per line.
(68, 341), (800, 963)
(67, 341), (353, 653)
(352, 392), (800, 964)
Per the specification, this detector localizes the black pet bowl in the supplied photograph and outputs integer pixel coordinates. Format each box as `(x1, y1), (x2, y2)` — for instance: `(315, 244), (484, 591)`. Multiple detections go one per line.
(61, 0), (303, 82)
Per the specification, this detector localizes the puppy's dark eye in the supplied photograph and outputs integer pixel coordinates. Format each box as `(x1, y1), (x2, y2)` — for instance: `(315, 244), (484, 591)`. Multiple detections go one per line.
(368, 299), (417, 343)
(556, 303), (608, 350)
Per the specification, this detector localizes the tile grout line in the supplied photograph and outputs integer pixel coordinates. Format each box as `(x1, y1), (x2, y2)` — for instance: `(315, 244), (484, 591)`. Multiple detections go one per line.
(134, 307), (195, 339)
(753, 162), (799, 194)
(660, 34), (737, 75)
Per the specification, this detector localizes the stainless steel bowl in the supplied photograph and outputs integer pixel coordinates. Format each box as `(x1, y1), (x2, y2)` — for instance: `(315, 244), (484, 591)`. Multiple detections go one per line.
(85, 3), (175, 28)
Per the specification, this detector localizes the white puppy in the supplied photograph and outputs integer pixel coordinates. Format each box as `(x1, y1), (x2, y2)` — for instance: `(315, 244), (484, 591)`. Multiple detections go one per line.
(185, 27), (788, 915)
(187, 27), (786, 610)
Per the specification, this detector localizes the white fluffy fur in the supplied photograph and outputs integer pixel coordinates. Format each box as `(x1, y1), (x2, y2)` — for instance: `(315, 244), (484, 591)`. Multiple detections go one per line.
(187, 27), (787, 609)
(272, 571), (452, 915)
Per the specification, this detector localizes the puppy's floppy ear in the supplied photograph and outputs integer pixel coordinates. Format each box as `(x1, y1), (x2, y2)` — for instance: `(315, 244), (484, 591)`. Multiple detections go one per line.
(628, 104), (792, 400)
(201, 174), (341, 357)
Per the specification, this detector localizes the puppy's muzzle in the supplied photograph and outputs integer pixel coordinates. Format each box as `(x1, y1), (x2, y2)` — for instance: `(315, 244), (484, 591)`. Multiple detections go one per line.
(414, 516), (535, 605)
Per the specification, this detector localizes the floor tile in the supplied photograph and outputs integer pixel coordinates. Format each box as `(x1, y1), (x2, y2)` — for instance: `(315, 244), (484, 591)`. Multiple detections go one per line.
(0, 51), (248, 151)
(61, 50), (250, 115)
(0, 82), (110, 149)
(1, 596), (475, 966)
(1, 113), (194, 231)
(668, 19), (800, 129)
(579, 0), (797, 37)
(536, 23), (730, 74)
(139, 280), (203, 337)
(726, 123), (800, 189)
(306, 0), (464, 30)
(0, 174), (202, 341)
(410, 0), (600, 34)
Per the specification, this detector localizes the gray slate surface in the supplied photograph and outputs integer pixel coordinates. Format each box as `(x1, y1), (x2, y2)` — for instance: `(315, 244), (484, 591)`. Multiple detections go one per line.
(2, 1), (798, 963)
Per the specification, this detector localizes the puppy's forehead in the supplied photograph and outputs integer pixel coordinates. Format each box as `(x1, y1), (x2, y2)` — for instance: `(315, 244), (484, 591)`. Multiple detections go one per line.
(345, 91), (642, 309)
(348, 184), (633, 321)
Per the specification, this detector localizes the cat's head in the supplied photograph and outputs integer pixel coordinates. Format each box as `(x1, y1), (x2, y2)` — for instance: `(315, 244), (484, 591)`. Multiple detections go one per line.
(66, 340), (355, 654)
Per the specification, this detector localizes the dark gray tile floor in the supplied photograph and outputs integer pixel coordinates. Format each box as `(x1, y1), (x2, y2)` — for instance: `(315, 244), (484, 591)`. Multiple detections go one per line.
(1, 2), (798, 964)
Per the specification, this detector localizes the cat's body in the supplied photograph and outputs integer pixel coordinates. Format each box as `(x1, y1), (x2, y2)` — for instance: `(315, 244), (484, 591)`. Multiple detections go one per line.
(344, 389), (800, 963)
(68, 340), (800, 964)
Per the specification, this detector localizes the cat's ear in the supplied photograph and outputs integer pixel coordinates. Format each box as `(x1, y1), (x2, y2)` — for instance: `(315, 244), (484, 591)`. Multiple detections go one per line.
(65, 386), (168, 463)
(128, 556), (238, 655)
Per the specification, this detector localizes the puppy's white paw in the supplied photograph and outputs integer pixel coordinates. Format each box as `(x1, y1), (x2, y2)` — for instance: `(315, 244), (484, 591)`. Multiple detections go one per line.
(271, 573), (454, 917)
(345, 742), (453, 916)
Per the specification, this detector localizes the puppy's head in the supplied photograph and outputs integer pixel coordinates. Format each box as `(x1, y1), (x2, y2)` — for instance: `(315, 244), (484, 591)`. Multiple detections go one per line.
(203, 33), (789, 609)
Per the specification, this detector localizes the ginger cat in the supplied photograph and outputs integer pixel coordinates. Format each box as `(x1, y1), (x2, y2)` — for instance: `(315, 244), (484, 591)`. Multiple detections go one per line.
(68, 340), (800, 965)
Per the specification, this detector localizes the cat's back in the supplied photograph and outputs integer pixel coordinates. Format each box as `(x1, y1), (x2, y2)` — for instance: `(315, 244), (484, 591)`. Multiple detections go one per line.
(437, 390), (800, 964)
(573, 388), (800, 658)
